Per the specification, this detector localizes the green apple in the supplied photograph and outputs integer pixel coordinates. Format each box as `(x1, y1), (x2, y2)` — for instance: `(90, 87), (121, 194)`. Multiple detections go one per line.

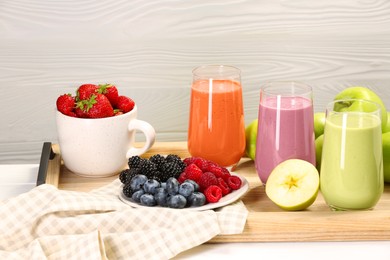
(383, 132), (390, 183)
(314, 112), (326, 139)
(315, 134), (324, 172)
(265, 159), (320, 211)
(334, 86), (388, 132)
(384, 111), (390, 133)
(245, 119), (258, 160)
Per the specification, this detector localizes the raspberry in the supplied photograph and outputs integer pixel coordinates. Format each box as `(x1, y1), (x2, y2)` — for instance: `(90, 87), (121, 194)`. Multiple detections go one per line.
(198, 171), (218, 191)
(184, 163), (203, 182)
(227, 175), (242, 190)
(184, 157), (209, 170)
(193, 158), (210, 171)
(205, 164), (224, 178)
(221, 167), (231, 182)
(183, 157), (197, 166)
(217, 177), (231, 196)
(204, 185), (222, 203)
(178, 172), (187, 183)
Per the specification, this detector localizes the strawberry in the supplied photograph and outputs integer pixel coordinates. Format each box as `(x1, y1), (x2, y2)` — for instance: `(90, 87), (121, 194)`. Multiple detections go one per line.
(117, 95), (135, 113)
(56, 94), (76, 117)
(77, 94), (114, 118)
(98, 84), (119, 107)
(76, 84), (98, 101)
(74, 102), (90, 118)
(113, 110), (124, 116)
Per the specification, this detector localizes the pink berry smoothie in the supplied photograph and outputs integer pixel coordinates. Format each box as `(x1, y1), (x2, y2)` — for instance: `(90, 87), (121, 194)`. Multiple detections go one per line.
(255, 96), (316, 184)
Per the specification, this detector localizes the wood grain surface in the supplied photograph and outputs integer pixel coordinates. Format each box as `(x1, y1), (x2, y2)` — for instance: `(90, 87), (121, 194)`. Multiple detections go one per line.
(2, 0), (390, 163)
(48, 142), (390, 242)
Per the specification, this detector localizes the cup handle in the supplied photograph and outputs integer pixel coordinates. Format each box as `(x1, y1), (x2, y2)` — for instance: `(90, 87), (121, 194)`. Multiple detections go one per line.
(126, 119), (156, 158)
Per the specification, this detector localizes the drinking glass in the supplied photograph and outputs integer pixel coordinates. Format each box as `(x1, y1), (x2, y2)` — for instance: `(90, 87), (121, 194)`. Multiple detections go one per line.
(255, 81), (316, 184)
(320, 99), (383, 210)
(187, 65), (245, 167)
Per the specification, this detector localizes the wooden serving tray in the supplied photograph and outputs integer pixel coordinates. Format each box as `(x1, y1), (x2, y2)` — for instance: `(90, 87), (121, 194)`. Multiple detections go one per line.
(47, 142), (390, 242)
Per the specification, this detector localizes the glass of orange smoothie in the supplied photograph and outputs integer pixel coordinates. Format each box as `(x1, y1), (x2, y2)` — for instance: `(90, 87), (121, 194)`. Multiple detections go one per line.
(188, 65), (245, 167)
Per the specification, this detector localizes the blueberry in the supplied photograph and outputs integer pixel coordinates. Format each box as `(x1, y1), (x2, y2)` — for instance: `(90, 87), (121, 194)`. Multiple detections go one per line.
(166, 177), (179, 195)
(161, 182), (167, 189)
(143, 179), (160, 194)
(167, 194), (187, 209)
(184, 179), (199, 191)
(178, 182), (195, 197)
(140, 194), (156, 207)
(131, 189), (145, 203)
(154, 187), (168, 207)
(187, 192), (206, 207)
(130, 174), (148, 191)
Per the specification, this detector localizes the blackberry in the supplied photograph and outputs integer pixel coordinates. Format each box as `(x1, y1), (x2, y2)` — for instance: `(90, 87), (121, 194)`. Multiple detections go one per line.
(119, 168), (140, 184)
(149, 154), (166, 170)
(166, 154), (181, 164)
(128, 156), (145, 169)
(161, 161), (184, 179)
(140, 160), (158, 178)
(119, 170), (129, 184)
(122, 183), (135, 198)
(166, 154), (185, 171)
(155, 170), (171, 182)
(149, 172), (162, 183)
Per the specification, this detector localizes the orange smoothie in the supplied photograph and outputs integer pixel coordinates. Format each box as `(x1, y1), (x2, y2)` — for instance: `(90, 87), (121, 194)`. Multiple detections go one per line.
(188, 79), (245, 166)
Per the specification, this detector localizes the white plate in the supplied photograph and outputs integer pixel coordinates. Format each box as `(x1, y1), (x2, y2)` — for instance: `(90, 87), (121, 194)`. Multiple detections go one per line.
(118, 173), (249, 211)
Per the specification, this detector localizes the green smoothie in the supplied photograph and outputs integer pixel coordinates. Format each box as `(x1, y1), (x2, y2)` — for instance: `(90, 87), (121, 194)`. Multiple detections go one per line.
(320, 112), (383, 210)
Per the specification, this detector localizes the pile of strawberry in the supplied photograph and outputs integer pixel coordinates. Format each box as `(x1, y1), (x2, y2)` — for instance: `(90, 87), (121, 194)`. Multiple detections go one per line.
(179, 157), (242, 203)
(56, 83), (135, 118)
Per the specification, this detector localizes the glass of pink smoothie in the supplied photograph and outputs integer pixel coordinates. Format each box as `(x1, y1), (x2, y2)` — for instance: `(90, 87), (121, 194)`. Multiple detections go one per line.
(188, 65), (245, 167)
(320, 99), (383, 211)
(255, 81), (316, 184)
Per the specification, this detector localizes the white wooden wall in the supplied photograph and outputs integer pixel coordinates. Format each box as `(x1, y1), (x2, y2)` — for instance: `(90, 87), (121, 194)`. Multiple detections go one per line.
(1, 0), (390, 163)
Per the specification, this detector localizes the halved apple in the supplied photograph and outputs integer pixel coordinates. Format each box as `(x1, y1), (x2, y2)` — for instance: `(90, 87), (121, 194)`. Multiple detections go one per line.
(265, 159), (319, 211)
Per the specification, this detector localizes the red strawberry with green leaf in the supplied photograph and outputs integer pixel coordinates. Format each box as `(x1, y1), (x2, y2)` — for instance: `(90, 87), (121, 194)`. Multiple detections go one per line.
(117, 96), (135, 113)
(79, 94), (114, 118)
(74, 101), (90, 118)
(56, 94), (76, 117)
(76, 84), (98, 101)
(98, 84), (119, 107)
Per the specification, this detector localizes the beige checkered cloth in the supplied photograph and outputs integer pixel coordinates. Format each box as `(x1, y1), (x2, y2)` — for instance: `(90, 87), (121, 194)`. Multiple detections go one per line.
(0, 179), (248, 259)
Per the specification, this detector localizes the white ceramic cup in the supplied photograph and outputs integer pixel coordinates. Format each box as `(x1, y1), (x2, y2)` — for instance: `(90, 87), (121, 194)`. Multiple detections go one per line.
(56, 105), (156, 177)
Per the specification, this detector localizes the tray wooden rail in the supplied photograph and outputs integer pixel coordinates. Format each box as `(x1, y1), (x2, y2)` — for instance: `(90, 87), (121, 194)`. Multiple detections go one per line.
(47, 142), (390, 242)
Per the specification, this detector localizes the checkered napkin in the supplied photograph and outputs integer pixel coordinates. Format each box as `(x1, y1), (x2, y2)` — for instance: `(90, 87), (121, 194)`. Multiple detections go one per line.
(0, 179), (248, 259)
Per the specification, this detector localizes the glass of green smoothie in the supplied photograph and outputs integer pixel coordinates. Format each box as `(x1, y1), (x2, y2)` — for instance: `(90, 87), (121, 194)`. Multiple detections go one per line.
(320, 99), (384, 211)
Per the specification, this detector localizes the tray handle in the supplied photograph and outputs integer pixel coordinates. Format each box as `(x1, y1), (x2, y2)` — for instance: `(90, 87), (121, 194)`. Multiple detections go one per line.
(36, 142), (55, 186)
